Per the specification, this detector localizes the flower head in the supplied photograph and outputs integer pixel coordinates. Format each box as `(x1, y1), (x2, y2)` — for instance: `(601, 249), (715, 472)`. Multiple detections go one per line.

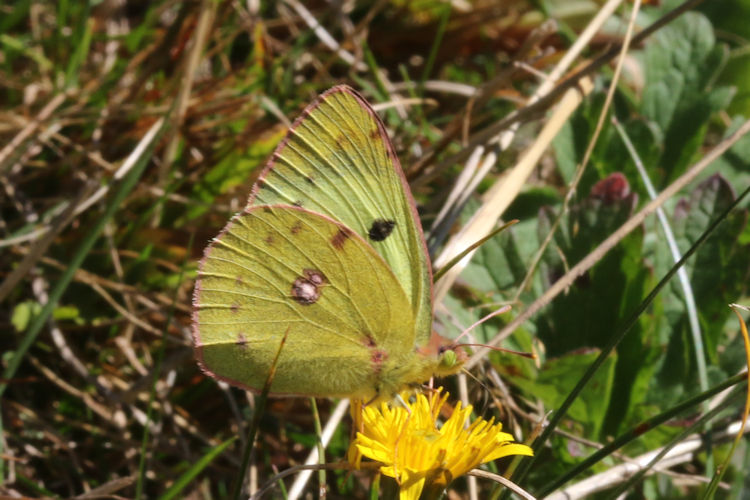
(349, 389), (533, 500)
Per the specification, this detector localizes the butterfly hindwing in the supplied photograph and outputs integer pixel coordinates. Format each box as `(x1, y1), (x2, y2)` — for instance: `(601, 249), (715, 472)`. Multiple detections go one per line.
(249, 86), (433, 344)
(193, 205), (417, 398)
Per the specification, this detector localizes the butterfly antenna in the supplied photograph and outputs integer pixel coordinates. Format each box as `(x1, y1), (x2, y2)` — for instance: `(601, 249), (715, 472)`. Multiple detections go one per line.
(451, 305), (536, 359)
(459, 343), (536, 359)
(454, 305), (511, 344)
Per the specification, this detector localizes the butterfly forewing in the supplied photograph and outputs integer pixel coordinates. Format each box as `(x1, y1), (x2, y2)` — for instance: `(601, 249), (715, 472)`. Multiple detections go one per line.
(250, 86), (433, 343)
(193, 205), (417, 398)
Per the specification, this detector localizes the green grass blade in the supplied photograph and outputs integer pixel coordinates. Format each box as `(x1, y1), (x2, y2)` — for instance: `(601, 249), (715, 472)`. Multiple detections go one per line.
(539, 372), (748, 496)
(510, 184), (750, 493)
(0, 116), (167, 397)
(135, 233), (194, 499)
(0, 0), (32, 32)
(310, 397), (327, 497)
(0, 34), (53, 71)
(157, 436), (238, 500)
(65, 15), (93, 89)
(419, 5), (450, 92)
(700, 307), (750, 499)
(232, 331), (289, 500)
(605, 389), (745, 499)
(0, 116), (169, 478)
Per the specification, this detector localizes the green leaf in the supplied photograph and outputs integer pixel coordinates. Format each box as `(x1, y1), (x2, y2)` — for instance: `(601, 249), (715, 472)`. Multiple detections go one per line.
(510, 350), (617, 438)
(718, 51), (750, 116)
(667, 175), (748, 364)
(641, 12), (733, 184)
(52, 305), (80, 322)
(552, 105), (592, 184)
(534, 175), (657, 435)
(536, 176), (641, 355)
(11, 301), (41, 332)
(461, 224), (528, 295)
(702, 117), (750, 197)
(187, 127), (284, 220)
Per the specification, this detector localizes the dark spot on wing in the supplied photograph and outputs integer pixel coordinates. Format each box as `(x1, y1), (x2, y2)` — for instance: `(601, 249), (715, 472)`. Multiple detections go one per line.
(256, 178), (265, 189)
(331, 227), (352, 250)
(369, 127), (381, 140)
(235, 276), (243, 285)
(292, 200), (303, 207)
(368, 219), (396, 242)
(262, 206), (272, 214)
(290, 221), (303, 234)
(264, 234), (274, 246)
(236, 333), (248, 348)
(303, 269), (325, 286)
(291, 269), (328, 305)
(305, 175), (315, 185)
(231, 303), (239, 314)
(360, 336), (385, 374)
(370, 349), (387, 375)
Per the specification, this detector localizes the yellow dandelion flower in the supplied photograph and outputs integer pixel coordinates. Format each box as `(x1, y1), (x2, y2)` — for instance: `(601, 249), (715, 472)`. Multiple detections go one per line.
(349, 389), (533, 500)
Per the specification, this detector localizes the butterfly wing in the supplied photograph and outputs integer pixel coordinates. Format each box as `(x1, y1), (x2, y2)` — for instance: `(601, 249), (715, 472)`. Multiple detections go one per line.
(249, 86), (433, 344)
(193, 205), (418, 399)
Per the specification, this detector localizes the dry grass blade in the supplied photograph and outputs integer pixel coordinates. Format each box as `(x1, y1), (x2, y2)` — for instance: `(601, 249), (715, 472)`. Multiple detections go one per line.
(286, 398), (350, 500)
(434, 79), (592, 303)
(468, 469), (536, 500)
(3, 2), (747, 498)
(0, 182), (93, 301)
(0, 92), (70, 172)
(71, 475), (136, 499)
(547, 418), (749, 500)
(467, 118), (750, 367)
(157, 0), (217, 203)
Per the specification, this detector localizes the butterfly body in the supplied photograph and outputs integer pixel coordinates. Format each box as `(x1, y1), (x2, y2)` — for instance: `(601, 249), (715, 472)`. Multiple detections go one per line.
(193, 86), (462, 400)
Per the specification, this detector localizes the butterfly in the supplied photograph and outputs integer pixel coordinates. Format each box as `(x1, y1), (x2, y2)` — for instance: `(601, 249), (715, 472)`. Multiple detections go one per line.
(192, 85), (463, 400)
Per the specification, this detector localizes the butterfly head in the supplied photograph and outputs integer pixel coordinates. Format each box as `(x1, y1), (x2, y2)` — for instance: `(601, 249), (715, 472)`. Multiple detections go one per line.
(419, 331), (467, 377)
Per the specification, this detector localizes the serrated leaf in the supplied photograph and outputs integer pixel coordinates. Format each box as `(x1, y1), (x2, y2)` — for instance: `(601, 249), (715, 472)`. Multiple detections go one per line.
(534, 174), (657, 435)
(674, 175), (748, 357)
(703, 117), (750, 194)
(649, 175), (749, 411)
(641, 12), (733, 183)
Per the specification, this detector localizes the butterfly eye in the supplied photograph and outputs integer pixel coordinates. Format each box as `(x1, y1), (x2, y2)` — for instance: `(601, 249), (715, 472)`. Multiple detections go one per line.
(439, 349), (458, 369)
